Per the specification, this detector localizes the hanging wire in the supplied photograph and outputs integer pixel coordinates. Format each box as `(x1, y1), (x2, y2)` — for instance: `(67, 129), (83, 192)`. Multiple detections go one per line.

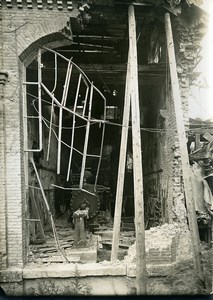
(29, 93), (165, 133)
(29, 93), (98, 129)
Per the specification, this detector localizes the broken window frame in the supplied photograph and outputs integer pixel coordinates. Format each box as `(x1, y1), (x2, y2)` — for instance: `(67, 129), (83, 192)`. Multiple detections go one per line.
(23, 47), (106, 194)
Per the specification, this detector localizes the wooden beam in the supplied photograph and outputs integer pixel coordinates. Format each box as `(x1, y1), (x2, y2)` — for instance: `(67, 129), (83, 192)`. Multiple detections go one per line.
(128, 5), (146, 295)
(203, 131), (213, 143)
(111, 53), (131, 263)
(165, 13), (202, 273)
(30, 189), (46, 242)
(195, 133), (200, 150)
(30, 157), (69, 262)
(30, 63), (166, 74)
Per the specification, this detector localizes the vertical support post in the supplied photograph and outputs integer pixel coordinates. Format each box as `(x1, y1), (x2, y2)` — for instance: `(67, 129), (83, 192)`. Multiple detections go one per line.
(111, 54), (131, 262)
(165, 12), (202, 273)
(128, 5), (146, 294)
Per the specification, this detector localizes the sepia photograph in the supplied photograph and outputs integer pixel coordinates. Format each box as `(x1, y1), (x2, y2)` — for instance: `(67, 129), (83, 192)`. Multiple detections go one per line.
(0, 0), (212, 296)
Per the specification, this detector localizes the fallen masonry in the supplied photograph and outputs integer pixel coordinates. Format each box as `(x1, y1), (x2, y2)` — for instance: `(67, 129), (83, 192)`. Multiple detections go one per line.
(0, 224), (211, 295)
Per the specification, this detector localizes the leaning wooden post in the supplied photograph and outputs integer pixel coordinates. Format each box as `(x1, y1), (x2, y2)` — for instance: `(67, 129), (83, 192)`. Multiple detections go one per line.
(30, 157), (69, 262)
(111, 54), (131, 262)
(165, 13), (202, 273)
(128, 5), (146, 294)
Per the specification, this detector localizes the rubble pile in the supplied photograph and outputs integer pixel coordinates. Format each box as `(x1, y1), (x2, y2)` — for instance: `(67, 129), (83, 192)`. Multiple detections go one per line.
(124, 223), (180, 264)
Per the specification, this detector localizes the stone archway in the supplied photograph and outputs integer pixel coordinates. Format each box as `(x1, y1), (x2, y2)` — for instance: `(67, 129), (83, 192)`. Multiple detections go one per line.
(19, 16), (73, 66)
(0, 10), (79, 270)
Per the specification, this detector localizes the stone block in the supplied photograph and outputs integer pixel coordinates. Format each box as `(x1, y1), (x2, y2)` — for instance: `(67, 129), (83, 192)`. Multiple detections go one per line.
(0, 268), (23, 282)
(23, 262), (127, 279)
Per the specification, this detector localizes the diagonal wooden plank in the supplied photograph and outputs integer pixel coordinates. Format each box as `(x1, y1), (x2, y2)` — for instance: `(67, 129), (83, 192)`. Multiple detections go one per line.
(111, 53), (131, 263)
(128, 4), (146, 295)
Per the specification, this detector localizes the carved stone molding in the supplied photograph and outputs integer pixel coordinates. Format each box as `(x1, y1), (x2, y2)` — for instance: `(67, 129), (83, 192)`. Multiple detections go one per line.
(0, 71), (8, 85)
(1, 0), (73, 10)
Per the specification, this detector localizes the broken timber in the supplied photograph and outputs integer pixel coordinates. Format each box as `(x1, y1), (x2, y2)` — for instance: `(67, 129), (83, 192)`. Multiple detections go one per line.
(30, 157), (69, 262)
(165, 13), (202, 273)
(111, 53), (131, 263)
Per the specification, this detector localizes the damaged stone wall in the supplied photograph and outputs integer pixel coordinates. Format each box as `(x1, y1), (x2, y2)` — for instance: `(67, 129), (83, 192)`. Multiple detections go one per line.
(1, 223), (211, 296)
(154, 15), (206, 226)
(174, 17), (205, 128)
(0, 1), (79, 270)
(159, 82), (188, 226)
(143, 129), (163, 229)
(125, 223), (209, 295)
(141, 13), (205, 228)
(142, 80), (188, 227)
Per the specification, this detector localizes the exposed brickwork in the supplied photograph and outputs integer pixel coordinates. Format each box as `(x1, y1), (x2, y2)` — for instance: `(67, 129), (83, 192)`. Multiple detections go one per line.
(174, 18), (205, 128)
(161, 17), (206, 225)
(0, 4), (79, 269)
(145, 81), (188, 226)
(0, 2), (207, 296)
(163, 88), (187, 225)
(125, 224), (180, 266)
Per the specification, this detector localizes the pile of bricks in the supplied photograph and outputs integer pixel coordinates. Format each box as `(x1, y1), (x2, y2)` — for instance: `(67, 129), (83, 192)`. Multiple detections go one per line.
(124, 223), (180, 265)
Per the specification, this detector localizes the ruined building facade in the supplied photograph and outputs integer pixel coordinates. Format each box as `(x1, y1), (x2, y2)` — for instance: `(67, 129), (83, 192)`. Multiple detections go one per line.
(0, 0), (210, 295)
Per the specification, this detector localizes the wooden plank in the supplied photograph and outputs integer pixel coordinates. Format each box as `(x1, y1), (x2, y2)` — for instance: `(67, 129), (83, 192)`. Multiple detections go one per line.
(128, 5), (146, 295)
(102, 242), (129, 249)
(203, 131), (213, 142)
(30, 158), (69, 262)
(31, 190), (46, 241)
(195, 133), (200, 150)
(31, 63), (166, 74)
(111, 53), (131, 262)
(165, 13), (202, 273)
